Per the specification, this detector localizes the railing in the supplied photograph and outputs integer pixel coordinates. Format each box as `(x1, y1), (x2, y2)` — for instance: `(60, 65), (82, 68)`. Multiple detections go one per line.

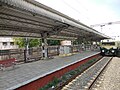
(24, 47), (42, 62)
(0, 49), (25, 62)
(72, 45), (81, 53)
(0, 45), (100, 62)
(48, 46), (59, 57)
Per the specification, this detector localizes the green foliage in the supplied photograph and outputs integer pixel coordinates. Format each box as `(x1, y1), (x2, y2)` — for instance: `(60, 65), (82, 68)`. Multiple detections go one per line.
(87, 58), (96, 64)
(62, 75), (67, 80)
(29, 39), (41, 47)
(14, 38), (60, 48)
(14, 38), (26, 48)
(39, 57), (100, 90)
(47, 39), (60, 45)
(40, 77), (60, 90)
(69, 70), (76, 75)
(14, 38), (41, 48)
(73, 40), (78, 45)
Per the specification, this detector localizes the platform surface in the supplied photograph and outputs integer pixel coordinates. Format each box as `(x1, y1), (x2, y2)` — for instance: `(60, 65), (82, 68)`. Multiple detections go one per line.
(0, 51), (99, 90)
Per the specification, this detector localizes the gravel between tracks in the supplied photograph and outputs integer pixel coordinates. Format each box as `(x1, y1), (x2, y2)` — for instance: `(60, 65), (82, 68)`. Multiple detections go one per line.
(62, 57), (111, 90)
(95, 57), (120, 90)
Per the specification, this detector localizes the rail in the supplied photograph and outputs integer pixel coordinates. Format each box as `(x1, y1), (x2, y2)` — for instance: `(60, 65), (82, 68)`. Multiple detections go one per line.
(88, 57), (113, 90)
(54, 55), (103, 90)
(61, 57), (112, 90)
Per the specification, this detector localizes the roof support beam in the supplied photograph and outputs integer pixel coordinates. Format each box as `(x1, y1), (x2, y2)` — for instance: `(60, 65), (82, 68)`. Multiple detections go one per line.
(49, 24), (70, 36)
(0, 0), (109, 40)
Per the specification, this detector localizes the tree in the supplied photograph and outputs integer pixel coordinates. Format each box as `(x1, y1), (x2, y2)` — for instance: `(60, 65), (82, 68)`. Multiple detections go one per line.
(47, 39), (60, 45)
(14, 38), (60, 48)
(14, 38), (25, 48)
(14, 38), (41, 48)
(29, 39), (41, 47)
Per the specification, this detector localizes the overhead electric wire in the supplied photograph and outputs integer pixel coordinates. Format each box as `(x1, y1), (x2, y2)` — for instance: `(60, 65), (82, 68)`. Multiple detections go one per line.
(75, 0), (89, 13)
(62, 0), (90, 21)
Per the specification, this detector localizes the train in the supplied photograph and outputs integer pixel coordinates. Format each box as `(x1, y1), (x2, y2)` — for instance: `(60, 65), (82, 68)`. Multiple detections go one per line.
(100, 39), (120, 56)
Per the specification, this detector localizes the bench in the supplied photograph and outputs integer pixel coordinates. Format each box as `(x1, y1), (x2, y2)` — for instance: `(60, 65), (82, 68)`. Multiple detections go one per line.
(0, 58), (17, 70)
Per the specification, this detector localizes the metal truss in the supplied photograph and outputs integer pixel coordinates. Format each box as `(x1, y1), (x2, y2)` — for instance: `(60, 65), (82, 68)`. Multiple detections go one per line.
(0, 0), (109, 40)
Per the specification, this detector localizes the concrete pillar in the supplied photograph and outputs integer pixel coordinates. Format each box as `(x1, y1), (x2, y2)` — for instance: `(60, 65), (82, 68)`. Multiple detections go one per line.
(26, 38), (29, 55)
(24, 37), (29, 63)
(77, 37), (83, 51)
(71, 40), (74, 53)
(41, 34), (48, 59)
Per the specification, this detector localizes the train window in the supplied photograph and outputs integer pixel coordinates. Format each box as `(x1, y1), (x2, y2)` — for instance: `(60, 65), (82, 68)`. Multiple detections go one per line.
(102, 42), (115, 45)
(10, 42), (14, 45)
(2, 42), (7, 46)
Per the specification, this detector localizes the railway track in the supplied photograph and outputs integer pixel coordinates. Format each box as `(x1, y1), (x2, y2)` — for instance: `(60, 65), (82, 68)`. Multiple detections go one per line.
(88, 57), (113, 90)
(62, 57), (113, 90)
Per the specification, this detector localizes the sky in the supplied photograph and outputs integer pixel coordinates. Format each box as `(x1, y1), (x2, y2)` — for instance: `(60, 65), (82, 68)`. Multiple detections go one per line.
(35, 0), (120, 39)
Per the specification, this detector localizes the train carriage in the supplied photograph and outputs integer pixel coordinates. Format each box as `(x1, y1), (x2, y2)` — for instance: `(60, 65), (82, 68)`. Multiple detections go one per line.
(100, 39), (120, 56)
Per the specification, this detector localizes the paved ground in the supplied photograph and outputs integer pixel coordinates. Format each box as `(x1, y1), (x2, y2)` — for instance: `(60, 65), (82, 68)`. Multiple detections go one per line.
(0, 51), (99, 90)
(95, 57), (120, 90)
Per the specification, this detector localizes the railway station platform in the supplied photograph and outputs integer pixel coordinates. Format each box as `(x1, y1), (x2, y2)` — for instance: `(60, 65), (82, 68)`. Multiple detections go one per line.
(0, 51), (100, 90)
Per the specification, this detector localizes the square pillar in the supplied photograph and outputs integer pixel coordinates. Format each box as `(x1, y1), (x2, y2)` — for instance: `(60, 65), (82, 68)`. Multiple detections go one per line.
(41, 34), (48, 59)
(24, 37), (29, 63)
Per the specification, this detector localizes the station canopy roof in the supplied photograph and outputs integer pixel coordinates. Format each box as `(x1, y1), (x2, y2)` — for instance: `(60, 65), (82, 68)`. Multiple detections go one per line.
(0, 0), (110, 41)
